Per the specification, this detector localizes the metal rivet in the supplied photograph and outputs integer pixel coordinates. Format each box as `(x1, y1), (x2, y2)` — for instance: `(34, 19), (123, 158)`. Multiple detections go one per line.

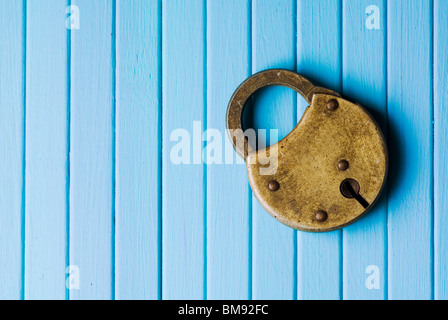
(268, 180), (280, 192)
(327, 99), (339, 111)
(315, 210), (328, 223)
(338, 160), (349, 171)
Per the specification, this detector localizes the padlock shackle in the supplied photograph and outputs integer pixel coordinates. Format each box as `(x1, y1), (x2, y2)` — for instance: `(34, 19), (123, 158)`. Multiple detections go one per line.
(226, 69), (339, 160)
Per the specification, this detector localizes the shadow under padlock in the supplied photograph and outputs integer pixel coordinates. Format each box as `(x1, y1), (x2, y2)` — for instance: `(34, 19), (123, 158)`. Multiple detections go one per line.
(226, 69), (388, 233)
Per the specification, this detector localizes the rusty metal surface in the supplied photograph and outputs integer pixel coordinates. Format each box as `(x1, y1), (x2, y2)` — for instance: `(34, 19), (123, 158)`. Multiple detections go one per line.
(226, 69), (388, 232)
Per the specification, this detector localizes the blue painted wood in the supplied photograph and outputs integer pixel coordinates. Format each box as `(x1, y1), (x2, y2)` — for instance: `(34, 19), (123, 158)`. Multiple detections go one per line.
(387, 0), (433, 300)
(0, 0), (445, 301)
(70, 0), (114, 300)
(206, 0), (250, 300)
(25, 0), (68, 300)
(0, 0), (24, 300)
(115, 0), (161, 300)
(342, 0), (387, 300)
(434, 0), (447, 301)
(162, 0), (205, 300)
(252, 0), (296, 300)
(297, 0), (342, 300)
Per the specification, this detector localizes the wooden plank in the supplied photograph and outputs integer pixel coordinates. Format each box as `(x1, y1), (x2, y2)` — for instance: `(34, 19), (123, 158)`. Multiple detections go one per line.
(387, 0), (433, 300)
(0, 0), (25, 300)
(162, 0), (205, 299)
(206, 0), (250, 300)
(115, 0), (161, 300)
(297, 0), (342, 300)
(70, 0), (114, 300)
(25, 0), (68, 300)
(252, 0), (296, 300)
(342, 0), (387, 300)
(434, 0), (447, 300)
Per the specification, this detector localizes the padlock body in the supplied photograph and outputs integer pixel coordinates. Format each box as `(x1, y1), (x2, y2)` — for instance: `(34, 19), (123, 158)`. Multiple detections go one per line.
(247, 94), (388, 232)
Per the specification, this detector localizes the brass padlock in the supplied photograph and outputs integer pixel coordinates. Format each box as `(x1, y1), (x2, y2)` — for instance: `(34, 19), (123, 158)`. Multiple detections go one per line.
(226, 69), (388, 232)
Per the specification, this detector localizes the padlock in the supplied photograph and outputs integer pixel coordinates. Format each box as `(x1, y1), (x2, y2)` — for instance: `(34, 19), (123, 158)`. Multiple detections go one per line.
(226, 69), (388, 232)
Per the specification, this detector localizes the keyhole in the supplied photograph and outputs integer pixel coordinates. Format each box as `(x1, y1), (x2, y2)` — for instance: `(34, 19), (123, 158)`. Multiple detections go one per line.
(340, 179), (370, 209)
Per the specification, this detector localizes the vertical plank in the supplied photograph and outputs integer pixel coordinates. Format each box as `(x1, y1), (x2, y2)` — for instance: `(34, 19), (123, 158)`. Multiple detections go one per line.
(162, 0), (205, 299)
(207, 0), (250, 300)
(25, 0), (68, 299)
(297, 0), (342, 300)
(252, 0), (296, 300)
(342, 0), (387, 300)
(115, 0), (161, 300)
(0, 0), (25, 300)
(70, 0), (114, 300)
(434, 0), (447, 300)
(387, 0), (433, 300)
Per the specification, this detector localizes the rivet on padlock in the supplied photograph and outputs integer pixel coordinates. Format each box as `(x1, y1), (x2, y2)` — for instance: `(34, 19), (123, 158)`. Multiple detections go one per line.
(226, 69), (388, 233)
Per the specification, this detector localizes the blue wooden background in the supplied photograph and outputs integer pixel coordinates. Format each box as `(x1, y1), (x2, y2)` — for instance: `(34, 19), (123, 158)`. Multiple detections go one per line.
(0, 0), (446, 300)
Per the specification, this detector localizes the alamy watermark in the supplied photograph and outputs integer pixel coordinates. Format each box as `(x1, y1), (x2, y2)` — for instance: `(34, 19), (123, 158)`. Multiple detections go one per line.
(366, 5), (380, 30)
(170, 121), (279, 175)
(365, 265), (380, 290)
(66, 265), (80, 290)
(66, 5), (80, 30)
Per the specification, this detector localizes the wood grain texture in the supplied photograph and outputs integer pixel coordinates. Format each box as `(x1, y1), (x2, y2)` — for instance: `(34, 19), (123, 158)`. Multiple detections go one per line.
(115, 0), (161, 300)
(251, 0), (296, 300)
(297, 0), (342, 300)
(206, 0), (250, 300)
(162, 0), (205, 300)
(0, 0), (24, 300)
(434, 0), (447, 301)
(0, 0), (445, 300)
(25, 0), (68, 300)
(387, 0), (433, 300)
(342, 0), (387, 300)
(70, 0), (114, 300)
